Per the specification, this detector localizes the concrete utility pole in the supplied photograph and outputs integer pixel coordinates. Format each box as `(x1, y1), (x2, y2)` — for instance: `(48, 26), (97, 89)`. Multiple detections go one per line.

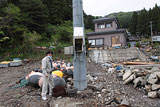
(150, 21), (153, 45)
(72, 0), (87, 90)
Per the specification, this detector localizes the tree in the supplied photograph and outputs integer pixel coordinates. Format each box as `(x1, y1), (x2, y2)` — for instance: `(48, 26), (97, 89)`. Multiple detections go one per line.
(43, 0), (72, 25)
(0, 3), (27, 52)
(148, 4), (160, 35)
(84, 12), (95, 30)
(137, 8), (149, 36)
(129, 11), (138, 35)
(17, 0), (49, 33)
(158, 16), (160, 33)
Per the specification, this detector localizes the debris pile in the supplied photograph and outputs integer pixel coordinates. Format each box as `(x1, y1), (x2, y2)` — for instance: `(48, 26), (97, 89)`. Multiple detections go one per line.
(102, 60), (160, 99)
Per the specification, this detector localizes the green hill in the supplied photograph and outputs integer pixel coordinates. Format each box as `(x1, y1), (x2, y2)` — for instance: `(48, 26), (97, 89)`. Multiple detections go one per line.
(106, 12), (133, 29)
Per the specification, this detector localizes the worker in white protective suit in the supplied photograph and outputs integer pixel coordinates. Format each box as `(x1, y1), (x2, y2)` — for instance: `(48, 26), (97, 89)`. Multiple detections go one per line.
(41, 50), (54, 100)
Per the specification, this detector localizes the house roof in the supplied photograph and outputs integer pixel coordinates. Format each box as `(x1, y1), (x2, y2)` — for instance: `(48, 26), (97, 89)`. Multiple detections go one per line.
(93, 17), (120, 28)
(87, 29), (126, 36)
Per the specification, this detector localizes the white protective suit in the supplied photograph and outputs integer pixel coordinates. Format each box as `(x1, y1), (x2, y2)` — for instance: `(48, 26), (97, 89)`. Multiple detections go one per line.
(41, 56), (54, 98)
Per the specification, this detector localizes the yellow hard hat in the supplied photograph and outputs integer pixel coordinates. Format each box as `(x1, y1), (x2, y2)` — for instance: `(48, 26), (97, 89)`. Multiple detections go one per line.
(52, 71), (63, 78)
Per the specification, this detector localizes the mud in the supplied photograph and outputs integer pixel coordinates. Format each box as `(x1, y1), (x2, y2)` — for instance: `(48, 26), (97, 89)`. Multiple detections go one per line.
(0, 61), (160, 107)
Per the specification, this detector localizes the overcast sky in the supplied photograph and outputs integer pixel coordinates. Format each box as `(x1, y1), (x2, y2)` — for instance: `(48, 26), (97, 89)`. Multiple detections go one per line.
(83, 0), (160, 16)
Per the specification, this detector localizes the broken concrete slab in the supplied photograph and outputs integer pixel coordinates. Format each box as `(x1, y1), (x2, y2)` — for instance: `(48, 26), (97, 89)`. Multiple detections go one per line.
(152, 84), (160, 91)
(123, 69), (132, 81)
(132, 68), (140, 73)
(157, 89), (160, 97)
(121, 99), (129, 106)
(133, 77), (143, 88)
(123, 74), (136, 85)
(148, 91), (157, 98)
(151, 67), (160, 72)
(153, 72), (160, 79)
(147, 74), (158, 84)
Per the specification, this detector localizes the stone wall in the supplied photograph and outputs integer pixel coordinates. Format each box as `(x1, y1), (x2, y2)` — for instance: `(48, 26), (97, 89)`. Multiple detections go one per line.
(88, 47), (147, 63)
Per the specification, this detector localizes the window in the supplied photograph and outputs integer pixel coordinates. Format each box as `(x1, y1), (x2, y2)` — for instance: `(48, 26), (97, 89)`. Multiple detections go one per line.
(106, 23), (112, 28)
(89, 39), (103, 46)
(96, 39), (103, 45)
(97, 24), (105, 29)
(89, 40), (95, 45)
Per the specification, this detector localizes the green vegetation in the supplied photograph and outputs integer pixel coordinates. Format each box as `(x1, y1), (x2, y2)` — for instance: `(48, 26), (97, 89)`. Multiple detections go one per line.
(129, 4), (160, 37)
(1, 0), (159, 61)
(106, 4), (160, 38)
(106, 12), (133, 28)
(0, 0), (95, 61)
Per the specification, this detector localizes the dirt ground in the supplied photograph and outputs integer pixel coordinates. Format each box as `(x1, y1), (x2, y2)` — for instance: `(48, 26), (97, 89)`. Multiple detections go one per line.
(0, 61), (160, 107)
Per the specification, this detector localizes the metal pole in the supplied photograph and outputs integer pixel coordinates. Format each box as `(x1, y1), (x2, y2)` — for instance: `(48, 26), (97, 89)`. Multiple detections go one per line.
(150, 21), (153, 45)
(72, 0), (87, 90)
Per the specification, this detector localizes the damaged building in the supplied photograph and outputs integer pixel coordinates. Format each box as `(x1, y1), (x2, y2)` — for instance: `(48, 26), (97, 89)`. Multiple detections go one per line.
(87, 17), (128, 48)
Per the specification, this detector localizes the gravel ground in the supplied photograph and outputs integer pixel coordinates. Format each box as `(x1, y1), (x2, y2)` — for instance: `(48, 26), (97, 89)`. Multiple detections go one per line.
(0, 61), (160, 107)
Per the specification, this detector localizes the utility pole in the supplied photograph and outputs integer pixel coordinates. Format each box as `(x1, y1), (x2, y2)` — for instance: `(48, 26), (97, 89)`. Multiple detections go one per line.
(150, 21), (153, 45)
(72, 0), (87, 90)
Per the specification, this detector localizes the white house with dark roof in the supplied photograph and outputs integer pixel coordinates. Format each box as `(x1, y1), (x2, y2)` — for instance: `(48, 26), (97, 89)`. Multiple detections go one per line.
(87, 17), (128, 47)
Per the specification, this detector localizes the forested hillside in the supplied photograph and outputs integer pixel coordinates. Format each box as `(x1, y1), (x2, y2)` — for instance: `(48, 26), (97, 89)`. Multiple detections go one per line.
(129, 4), (160, 37)
(0, 0), (159, 60)
(0, 0), (95, 60)
(106, 12), (133, 28)
(106, 4), (160, 37)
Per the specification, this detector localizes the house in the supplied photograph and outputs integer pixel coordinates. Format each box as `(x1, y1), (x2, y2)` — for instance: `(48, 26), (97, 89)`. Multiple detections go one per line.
(87, 17), (128, 48)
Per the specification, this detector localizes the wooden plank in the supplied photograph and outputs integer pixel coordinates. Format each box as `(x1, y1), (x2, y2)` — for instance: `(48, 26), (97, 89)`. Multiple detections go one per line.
(122, 61), (158, 65)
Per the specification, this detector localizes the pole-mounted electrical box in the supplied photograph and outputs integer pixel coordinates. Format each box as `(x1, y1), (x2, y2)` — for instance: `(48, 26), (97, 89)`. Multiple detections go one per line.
(73, 27), (84, 52)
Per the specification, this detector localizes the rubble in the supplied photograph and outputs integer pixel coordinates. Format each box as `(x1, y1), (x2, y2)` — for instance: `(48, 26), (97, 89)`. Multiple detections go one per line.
(133, 77), (143, 88)
(120, 99), (130, 106)
(123, 74), (136, 85)
(147, 73), (158, 84)
(151, 67), (160, 72)
(151, 84), (160, 91)
(148, 91), (157, 98)
(123, 69), (132, 81)
(100, 60), (160, 99)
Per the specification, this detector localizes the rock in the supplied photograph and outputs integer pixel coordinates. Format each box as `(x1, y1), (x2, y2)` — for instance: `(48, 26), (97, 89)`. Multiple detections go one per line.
(145, 85), (152, 92)
(117, 73), (123, 78)
(147, 74), (158, 84)
(151, 67), (160, 72)
(157, 89), (160, 97)
(133, 77), (143, 88)
(98, 94), (102, 98)
(143, 74), (150, 86)
(101, 89), (107, 93)
(129, 66), (135, 70)
(123, 74), (136, 85)
(88, 85), (99, 91)
(152, 84), (160, 91)
(84, 89), (93, 96)
(87, 75), (94, 82)
(121, 99), (129, 106)
(132, 68), (140, 73)
(154, 72), (160, 79)
(77, 91), (83, 94)
(123, 69), (132, 81)
(88, 58), (91, 63)
(55, 104), (59, 107)
(111, 102), (118, 106)
(148, 91), (157, 98)
(136, 72), (147, 77)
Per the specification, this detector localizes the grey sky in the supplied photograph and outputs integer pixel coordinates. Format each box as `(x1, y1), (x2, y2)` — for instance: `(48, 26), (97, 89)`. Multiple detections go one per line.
(83, 0), (160, 16)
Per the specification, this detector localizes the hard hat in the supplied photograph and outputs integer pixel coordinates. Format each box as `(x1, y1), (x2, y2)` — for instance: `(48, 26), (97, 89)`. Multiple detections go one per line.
(52, 71), (63, 78)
